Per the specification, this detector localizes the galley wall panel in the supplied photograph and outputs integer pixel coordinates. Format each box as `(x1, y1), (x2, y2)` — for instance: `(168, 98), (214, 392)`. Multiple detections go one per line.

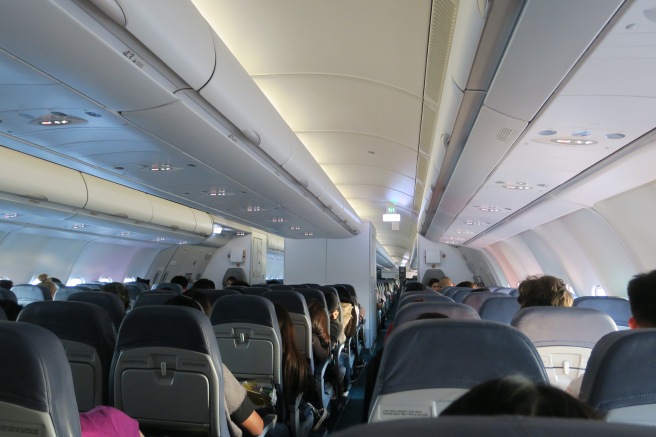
(202, 235), (253, 287)
(417, 235), (475, 284)
(595, 180), (656, 273)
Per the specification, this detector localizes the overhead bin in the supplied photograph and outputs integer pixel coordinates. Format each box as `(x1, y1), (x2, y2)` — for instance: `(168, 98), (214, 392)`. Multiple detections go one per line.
(191, 209), (214, 236)
(149, 196), (202, 235)
(82, 174), (153, 222)
(90, 0), (216, 90)
(0, 147), (87, 208)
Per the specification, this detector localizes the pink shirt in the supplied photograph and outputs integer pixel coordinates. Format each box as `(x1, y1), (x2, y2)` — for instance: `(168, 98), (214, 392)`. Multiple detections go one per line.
(80, 406), (141, 437)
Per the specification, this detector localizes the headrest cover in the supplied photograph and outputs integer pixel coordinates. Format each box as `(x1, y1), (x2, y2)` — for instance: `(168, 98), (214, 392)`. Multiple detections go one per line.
(395, 302), (479, 327)
(211, 295), (277, 327)
(263, 290), (308, 316)
(325, 292), (340, 313)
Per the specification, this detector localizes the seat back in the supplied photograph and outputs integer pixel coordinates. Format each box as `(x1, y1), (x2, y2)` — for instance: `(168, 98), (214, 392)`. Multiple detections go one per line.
(334, 284), (359, 306)
(68, 291), (126, 332)
(132, 291), (178, 309)
(478, 296), (521, 324)
(53, 287), (82, 301)
(398, 293), (454, 309)
(573, 296), (631, 329)
(242, 286), (270, 296)
(394, 302), (480, 328)
(0, 321), (81, 436)
(123, 284), (143, 306)
(152, 282), (184, 294)
(17, 301), (116, 412)
(269, 284), (294, 291)
(12, 284), (51, 306)
(511, 306), (617, 389)
(463, 292), (511, 312)
(111, 306), (229, 436)
(452, 288), (473, 303)
(198, 288), (241, 307)
(210, 295), (282, 389)
(369, 319), (548, 422)
(420, 269), (445, 286)
(263, 290), (313, 370)
(443, 286), (471, 298)
(580, 329), (656, 425)
(222, 267), (247, 286)
(80, 283), (103, 291)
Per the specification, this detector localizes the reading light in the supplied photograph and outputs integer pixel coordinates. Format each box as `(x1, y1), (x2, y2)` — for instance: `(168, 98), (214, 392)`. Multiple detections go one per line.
(213, 224), (223, 235)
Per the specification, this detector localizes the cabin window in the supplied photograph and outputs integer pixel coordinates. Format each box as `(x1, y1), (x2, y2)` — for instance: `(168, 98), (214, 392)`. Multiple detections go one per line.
(593, 285), (607, 296)
(66, 277), (85, 287)
(266, 250), (284, 281)
(124, 276), (136, 283)
(98, 276), (112, 283)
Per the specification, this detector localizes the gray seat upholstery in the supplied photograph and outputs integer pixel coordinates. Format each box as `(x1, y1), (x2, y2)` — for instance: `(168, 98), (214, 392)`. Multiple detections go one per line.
(68, 291), (126, 333)
(269, 284), (294, 291)
(222, 267), (247, 286)
(421, 269), (445, 286)
(369, 319), (548, 422)
(123, 284), (143, 306)
(478, 296), (521, 324)
(152, 282), (184, 294)
(111, 306), (230, 436)
(580, 329), (656, 425)
(132, 291), (178, 309)
(210, 295), (283, 419)
(398, 292), (454, 309)
(0, 321), (81, 436)
(53, 287), (82, 301)
(242, 286), (270, 296)
(333, 416), (656, 437)
(0, 287), (17, 302)
(11, 284), (51, 306)
(199, 288), (241, 307)
(573, 296), (631, 329)
(463, 292), (511, 312)
(511, 307), (617, 389)
(394, 302), (480, 328)
(0, 307), (6, 320)
(452, 288), (473, 303)
(441, 286), (471, 298)
(17, 301), (116, 412)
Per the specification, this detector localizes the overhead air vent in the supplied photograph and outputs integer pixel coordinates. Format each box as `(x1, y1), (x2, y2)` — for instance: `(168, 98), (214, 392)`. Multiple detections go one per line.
(424, 0), (459, 105)
(495, 126), (515, 143)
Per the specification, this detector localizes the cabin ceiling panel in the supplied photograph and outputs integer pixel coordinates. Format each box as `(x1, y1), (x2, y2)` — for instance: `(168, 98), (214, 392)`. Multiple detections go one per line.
(192, 0), (431, 96)
(336, 186), (414, 211)
(323, 165), (415, 197)
(253, 75), (422, 148)
(0, 54), (53, 85)
(296, 131), (418, 177)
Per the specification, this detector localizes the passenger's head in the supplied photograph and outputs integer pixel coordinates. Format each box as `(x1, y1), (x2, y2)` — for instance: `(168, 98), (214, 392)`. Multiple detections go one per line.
(101, 282), (130, 309)
(224, 276), (237, 287)
(183, 289), (212, 316)
(440, 376), (602, 419)
(0, 299), (23, 321)
(405, 281), (425, 292)
(36, 274), (57, 298)
(416, 312), (448, 321)
(438, 277), (455, 289)
(308, 300), (330, 346)
(627, 270), (656, 328)
(164, 294), (205, 313)
(170, 275), (189, 290)
(273, 302), (309, 402)
(517, 275), (573, 309)
(325, 293), (340, 320)
(0, 279), (13, 290)
(457, 281), (476, 288)
(193, 278), (216, 290)
(428, 278), (440, 292)
(37, 273), (49, 283)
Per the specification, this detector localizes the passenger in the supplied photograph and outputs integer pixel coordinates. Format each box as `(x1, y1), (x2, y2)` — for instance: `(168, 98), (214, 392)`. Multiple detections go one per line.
(457, 281), (476, 288)
(37, 273), (57, 298)
(135, 277), (150, 288)
(101, 282), (130, 310)
(0, 279), (13, 290)
(225, 276), (238, 287)
(517, 275), (573, 309)
(404, 281), (426, 292)
(428, 277), (442, 292)
(326, 293), (351, 396)
(193, 278), (216, 290)
(437, 277), (455, 291)
(0, 300), (22, 321)
(307, 300), (340, 400)
(273, 303), (327, 431)
(79, 405), (145, 436)
(441, 375), (602, 419)
(184, 288), (213, 316)
(170, 275), (189, 290)
(164, 295), (265, 436)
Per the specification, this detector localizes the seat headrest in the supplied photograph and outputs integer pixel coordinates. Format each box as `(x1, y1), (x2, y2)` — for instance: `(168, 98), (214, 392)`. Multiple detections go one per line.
(580, 329), (656, 411)
(573, 296), (631, 327)
(379, 320), (548, 395)
(395, 302), (479, 328)
(68, 291), (126, 329)
(331, 416), (655, 437)
(511, 307), (617, 347)
(116, 305), (218, 356)
(211, 294), (278, 328)
(263, 290), (309, 316)
(0, 321), (80, 435)
(0, 287), (17, 303)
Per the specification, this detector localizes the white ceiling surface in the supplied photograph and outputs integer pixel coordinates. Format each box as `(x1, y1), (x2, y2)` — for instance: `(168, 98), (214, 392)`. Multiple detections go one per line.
(193, 0), (432, 262)
(437, 0), (656, 249)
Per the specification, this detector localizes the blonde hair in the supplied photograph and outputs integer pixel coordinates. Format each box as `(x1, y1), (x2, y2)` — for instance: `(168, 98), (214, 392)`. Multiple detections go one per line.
(37, 273), (49, 282)
(37, 273), (57, 298)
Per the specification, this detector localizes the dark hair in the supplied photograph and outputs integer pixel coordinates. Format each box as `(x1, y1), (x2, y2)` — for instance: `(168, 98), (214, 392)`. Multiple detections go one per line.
(0, 299), (23, 321)
(274, 303), (309, 405)
(101, 282), (130, 310)
(192, 278), (216, 290)
(517, 275), (573, 309)
(0, 279), (13, 290)
(164, 294), (204, 312)
(416, 312), (448, 320)
(170, 275), (189, 289)
(428, 278), (440, 286)
(441, 376), (602, 419)
(457, 281), (475, 288)
(183, 289), (212, 316)
(308, 300), (330, 347)
(627, 270), (656, 327)
(404, 281), (426, 292)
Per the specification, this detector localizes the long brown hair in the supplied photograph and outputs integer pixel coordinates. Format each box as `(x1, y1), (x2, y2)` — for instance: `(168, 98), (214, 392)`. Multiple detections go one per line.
(308, 300), (330, 347)
(274, 303), (309, 405)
